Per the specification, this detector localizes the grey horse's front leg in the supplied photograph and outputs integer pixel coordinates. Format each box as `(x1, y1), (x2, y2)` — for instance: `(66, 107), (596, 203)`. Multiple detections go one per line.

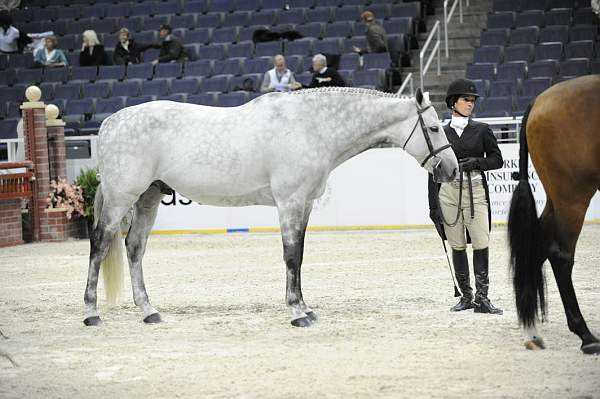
(278, 200), (315, 327)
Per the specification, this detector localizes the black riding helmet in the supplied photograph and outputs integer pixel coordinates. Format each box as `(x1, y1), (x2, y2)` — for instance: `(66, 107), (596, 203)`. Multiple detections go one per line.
(445, 78), (479, 109)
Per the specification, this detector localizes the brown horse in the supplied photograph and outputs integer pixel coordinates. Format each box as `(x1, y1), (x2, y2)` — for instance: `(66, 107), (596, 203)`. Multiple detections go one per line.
(508, 74), (600, 354)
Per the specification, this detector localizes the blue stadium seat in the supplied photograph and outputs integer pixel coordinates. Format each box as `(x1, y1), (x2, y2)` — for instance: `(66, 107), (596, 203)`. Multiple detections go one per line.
(278, 9), (306, 25)
(520, 0), (547, 11)
(514, 95), (537, 116)
(504, 44), (534, 62)
(141, 80), (169, 97)
(82, 82), (110, 99)
(182, 0), (208, 14)
(515, 10), (545, 28)
(383, 17), (413, 35)
(339, 53), (360, 71)
(243, 57), (272, 74)
(306, 7), (333, 23)
(540, 26), (569, 43)
(154, 63), (184, 80)
(545, 8), (571, 26)
(473, 46), (504, 64)
(250, 10), (278, 26)
(228, 73), (263, 92)
(223, 12), (251, 28)
(479, 96), (512, 117)
(126, 96), (154, 107)
(323, 21), (354, 38)
(218, 92), (248, 107)
(171, 14), (197, 30)
(59, 35), (78, 53)
(157, 94), (186, 103)
(200, 76), (231, 93)
(390, 2), (421, 19)
(559, 58), (589, 78)
(285, 55), (303, 74)
(338, 70), (353, 86)
(187, 29), (212, 45)
(334, 6), (361, 22)
(487, 12), (515, 29)
(547, 0), (574, 8)
(212, 58), (244, 76)
(130, 3), (157, 17)
(316, 0), (341, 7)
(574, 8), (596, 25)
(535, 42), (563, 60)
(528, 60), (559, 79)
(197, 44), (228, 60)
(112, 81), (141, 97)
(521, 77), (552, 96)
(106, 3), (130, 18)
(228, 42), (254, 58)
(156, 2), (182, 15)
(489, 79), (518, 97)
(187, 93), (218, 106)
(510, 27), (539, 45)
(196, 13), (224, 29)
(208, 0), (235, 13)
(97, 65), (126, 82)
(54, 83), (82, 100)
(95, 97), (125, 119)
(466, 63), (496, 80)
(492, 0), (518, 12)
(142, 48), (161, 62)
(39, 83), (55, 101)
(591, 60), (600, 74)
(171, 77), (201, 94)
(565, 40), (596, 59)
(9, 54), (34, 69)
(295, 71), (313, 86)
(480, 29), (510, 46)
(185, 60), (214, 77)
(134, 31), (158, 45)
(284, 39), (313, 56)
(0, 120), (19, 139)
(237, 0), (261, 11)
(5, 101), (21, 120)
(569, 25), (598, 42)
(15, 68), (43, 85)
(313, 38), (342, 55)
(363, 52), (391, 69)
(472, 79), (489, 97)
(32, 6), (56, 21)
(126, 63), (153, 80)
(0, 70), (15, 87)
(255, 41), (283, 57)
(497, 61), (527, 81)
(343, 37), (368, 53)
(0, 86), (24, 103)
(366, 4), (391, 19)
(211, 27), (239, 44)
(352, 69), (382, 88)
(66, 98), (94, 116)
(144, 15), (171, 32)
(297, 23), (325, 39)
(92, 18), (118, 34)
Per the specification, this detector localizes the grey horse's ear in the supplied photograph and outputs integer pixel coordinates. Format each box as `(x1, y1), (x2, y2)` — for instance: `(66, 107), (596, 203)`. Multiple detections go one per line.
(415, 87), (423, 106)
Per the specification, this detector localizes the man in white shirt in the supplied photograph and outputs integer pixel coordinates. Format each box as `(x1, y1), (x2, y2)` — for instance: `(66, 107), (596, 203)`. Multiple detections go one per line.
(260, 54), (302, 93)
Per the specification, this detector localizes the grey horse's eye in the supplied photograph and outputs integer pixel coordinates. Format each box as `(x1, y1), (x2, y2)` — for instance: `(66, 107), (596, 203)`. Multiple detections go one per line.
(430, 126), (439, 133)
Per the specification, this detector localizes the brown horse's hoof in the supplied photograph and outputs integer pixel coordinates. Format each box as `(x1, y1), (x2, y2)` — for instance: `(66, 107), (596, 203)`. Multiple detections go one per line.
(83, 316), (103, 326)
(143, 313), (162, 324)
(581, 342), (600, 355)
(524, 337), (545, 350)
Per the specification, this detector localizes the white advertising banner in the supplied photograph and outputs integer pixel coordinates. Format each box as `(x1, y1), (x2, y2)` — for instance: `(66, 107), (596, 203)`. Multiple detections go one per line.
(153, 144), (600, 233)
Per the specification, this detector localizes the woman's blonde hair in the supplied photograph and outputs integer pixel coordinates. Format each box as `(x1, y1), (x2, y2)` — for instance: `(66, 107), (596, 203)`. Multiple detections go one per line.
(82, 30), (101, 46)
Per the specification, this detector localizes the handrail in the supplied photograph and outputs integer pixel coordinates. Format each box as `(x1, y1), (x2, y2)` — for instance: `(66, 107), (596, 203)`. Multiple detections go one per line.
(397, 72), (414, 96)
(443, 0), (463, 58)
(419, 20), (441, 92)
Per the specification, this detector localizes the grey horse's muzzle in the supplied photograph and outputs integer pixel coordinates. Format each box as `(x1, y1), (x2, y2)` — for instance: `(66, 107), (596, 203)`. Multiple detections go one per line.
(433, 158), (457, 183)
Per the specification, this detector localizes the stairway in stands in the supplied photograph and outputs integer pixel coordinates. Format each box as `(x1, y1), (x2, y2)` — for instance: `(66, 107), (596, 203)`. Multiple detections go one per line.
(404, 0), (492, 118)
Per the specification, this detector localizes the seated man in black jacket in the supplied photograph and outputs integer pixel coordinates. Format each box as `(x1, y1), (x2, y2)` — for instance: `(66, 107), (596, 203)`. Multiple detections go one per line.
(113, 28), (153, 65)
(307, 53), (345, 88)
(150, 24), (188, 65)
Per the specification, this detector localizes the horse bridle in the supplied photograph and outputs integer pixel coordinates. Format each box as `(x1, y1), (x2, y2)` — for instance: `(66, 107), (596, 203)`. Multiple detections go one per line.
(402, 104), (452, 167)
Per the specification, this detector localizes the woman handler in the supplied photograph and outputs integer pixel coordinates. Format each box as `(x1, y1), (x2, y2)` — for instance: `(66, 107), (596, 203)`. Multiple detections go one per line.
(428, 78), (503, 315)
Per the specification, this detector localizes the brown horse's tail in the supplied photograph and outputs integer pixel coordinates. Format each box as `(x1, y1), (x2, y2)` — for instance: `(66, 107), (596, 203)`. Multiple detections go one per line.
(507, 102), (548, 327)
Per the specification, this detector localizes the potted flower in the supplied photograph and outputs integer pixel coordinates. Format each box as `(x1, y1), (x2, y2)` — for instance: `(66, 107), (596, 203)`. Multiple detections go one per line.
(75, 168), (99, 237)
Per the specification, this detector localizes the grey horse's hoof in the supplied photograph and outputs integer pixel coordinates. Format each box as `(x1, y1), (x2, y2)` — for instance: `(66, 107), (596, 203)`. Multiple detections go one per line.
(83, 316), (103, 326)
(143, 313), (162, 324)
(305, 311), (318, 322)
(291, 316), (313, 327)
(581, 342), (600, 355)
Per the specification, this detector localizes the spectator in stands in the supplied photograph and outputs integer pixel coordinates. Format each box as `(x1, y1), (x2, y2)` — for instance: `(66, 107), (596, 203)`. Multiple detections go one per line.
(113, 28), (153, 65)
(353, 11), (388, 54)
(260, 54), (302, 92)
(34, 35), (67, 68)
(79, 30), (107, 67)
(150, 24), (188, 65)
(307, 54), (345, 88)
(0, 11), (19, 54)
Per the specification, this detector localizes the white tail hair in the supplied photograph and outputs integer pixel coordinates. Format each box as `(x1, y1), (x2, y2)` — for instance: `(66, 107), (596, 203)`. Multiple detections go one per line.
(94, 184), (124, 305)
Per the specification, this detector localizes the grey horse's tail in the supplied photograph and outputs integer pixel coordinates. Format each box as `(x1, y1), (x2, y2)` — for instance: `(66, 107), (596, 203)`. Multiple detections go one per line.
(93, 183), (124, 305)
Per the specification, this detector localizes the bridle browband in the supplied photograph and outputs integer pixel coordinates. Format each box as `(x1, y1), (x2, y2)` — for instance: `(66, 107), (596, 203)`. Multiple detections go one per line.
(402, 104), (452, 167)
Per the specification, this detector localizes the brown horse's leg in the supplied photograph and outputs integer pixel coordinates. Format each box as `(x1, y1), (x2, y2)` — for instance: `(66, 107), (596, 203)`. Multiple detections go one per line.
(547, 196), (600, 354)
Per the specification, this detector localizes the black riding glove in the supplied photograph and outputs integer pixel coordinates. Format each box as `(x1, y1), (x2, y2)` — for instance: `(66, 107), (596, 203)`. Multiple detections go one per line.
(429, 208), (443, 224)
(459, 157), (481, 173)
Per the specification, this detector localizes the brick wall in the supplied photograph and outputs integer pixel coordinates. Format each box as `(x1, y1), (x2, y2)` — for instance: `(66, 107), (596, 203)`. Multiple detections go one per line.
(0, 199), (24, 247)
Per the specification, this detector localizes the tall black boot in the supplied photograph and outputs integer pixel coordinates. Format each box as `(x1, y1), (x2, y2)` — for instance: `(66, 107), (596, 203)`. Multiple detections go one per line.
(473, 248), (503, 315)
(450, 249), (473, 311)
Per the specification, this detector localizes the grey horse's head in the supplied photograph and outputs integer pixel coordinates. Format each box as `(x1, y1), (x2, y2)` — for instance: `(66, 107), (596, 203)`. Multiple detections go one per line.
(398, 88), (458, 183)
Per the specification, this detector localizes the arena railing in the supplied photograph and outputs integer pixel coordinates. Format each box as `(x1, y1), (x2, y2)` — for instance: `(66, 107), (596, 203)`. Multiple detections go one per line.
(419, 20), (441, 91)
(397, 72), (414, 96)
(443, 0), (463, 58)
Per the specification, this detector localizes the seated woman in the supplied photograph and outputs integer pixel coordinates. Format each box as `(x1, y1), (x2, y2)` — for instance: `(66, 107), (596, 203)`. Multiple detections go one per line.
(34, 35), (67, 68)
(79, 30), (107, 67)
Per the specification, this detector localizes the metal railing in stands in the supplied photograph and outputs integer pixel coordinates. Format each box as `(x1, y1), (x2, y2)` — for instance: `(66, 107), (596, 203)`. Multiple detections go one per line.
(419, 20), (441, 91)
(397, 72), (414, 96)
(443, 0), (463, 58)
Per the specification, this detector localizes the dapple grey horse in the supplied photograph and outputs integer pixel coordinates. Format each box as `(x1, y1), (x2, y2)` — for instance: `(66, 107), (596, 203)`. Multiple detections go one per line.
(84, 87), (458, 327)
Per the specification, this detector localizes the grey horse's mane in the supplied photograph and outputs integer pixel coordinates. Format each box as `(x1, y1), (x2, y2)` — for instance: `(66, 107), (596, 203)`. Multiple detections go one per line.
(289, 86), (412, 100)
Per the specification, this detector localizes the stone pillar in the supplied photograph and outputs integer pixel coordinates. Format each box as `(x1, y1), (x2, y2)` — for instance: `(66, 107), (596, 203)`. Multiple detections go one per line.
(45, 104), (67, 182)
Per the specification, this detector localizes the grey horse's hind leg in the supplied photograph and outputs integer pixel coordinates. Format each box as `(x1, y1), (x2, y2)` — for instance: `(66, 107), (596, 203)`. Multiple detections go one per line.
(125, 183), (164, 323)
(278, 200), (315, 327)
